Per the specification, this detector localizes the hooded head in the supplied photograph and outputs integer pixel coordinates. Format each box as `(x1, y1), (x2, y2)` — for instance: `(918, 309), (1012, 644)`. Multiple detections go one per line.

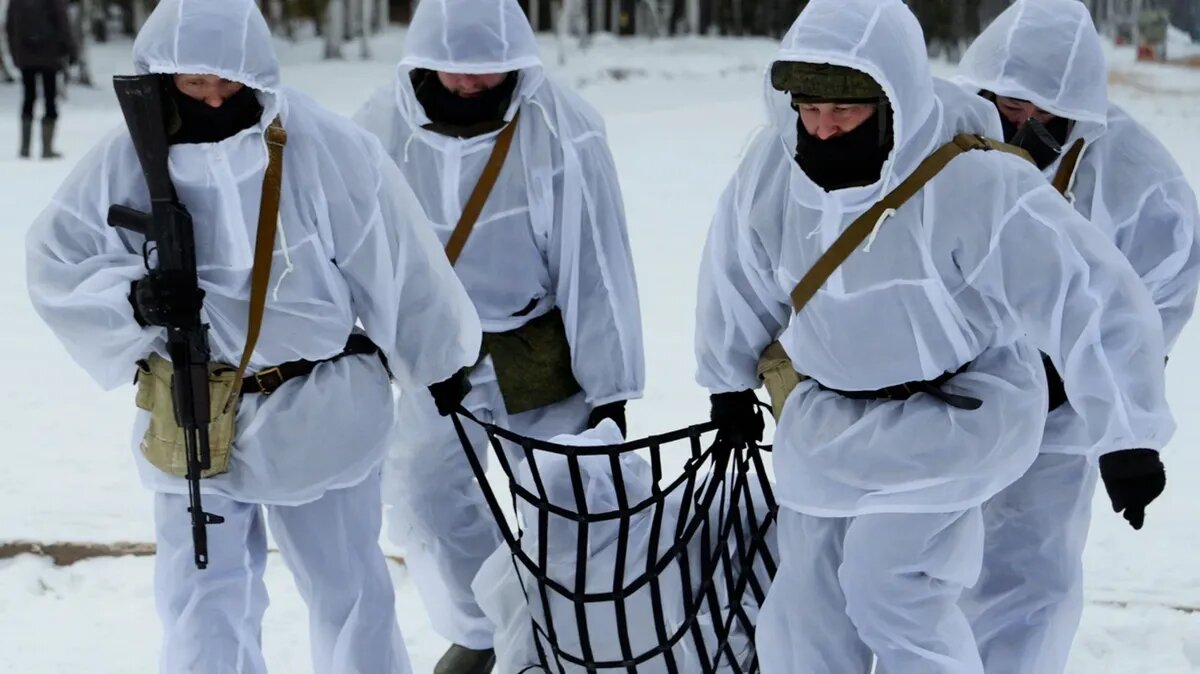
(956, 0), (1108, 132)
(133, 0), (280, 92)
(402, 0), (542, 74)
(132, 0), (280, 143)
(395, 0), (544, 129)
(767, 0), (939, 204)
(771, 60), (895, 191)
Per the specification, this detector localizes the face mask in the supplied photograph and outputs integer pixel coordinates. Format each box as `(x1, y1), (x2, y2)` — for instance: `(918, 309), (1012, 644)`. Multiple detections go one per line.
(413, 69), (519, 133)
(169, 84), (264, 145)
(999, 110), (1074, 170)
(794, 108), (894, 192)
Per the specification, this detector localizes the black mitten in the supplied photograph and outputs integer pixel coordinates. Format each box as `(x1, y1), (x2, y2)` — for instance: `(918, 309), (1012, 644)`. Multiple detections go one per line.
(428, 368), (472, 417)
(710, 390), (765, 449)
(1099, 448), (1166, 530)
(587, 401), (627, 437)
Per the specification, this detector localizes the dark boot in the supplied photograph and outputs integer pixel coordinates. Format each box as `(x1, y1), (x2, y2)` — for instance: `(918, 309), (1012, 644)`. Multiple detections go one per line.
(19, 116), (33, 158)
(41, 117), (62, 159)
(434, 644), (495, 674)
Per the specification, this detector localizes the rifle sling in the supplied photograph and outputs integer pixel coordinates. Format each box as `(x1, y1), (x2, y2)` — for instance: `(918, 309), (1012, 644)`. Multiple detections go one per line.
(789, 133), (1033, 313)
(232, 117), (288, 389)
(444, 111), (521, 265)
(1052, 138), (1086, 196)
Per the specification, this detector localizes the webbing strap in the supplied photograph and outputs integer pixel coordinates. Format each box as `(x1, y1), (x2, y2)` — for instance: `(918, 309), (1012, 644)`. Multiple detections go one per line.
(1053, 138), (1086, 196)
(444, 112), (522, 265)
(232, 118), (287, 389)
(788, 133), (1033, 313)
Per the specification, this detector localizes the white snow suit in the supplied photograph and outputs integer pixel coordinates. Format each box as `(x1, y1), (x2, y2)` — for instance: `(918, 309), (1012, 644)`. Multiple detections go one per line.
(955, 2), (1200, 672)
(24, 1), (482, 672)
(694, 1), (1175, 672)
(355, 0), (645, 650)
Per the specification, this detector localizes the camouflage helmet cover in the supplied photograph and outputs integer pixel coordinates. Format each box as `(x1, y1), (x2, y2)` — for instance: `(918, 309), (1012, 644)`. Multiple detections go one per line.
(771, 61), (886, 104)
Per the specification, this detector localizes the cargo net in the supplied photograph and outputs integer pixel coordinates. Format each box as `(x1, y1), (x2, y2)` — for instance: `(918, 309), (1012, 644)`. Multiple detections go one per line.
(450, 410), (778, 674)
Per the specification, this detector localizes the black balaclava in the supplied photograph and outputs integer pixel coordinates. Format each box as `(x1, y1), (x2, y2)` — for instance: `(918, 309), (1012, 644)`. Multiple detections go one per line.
(795, 107), (895, 192)
(412, 68), (519, 136)
(168, 81), (264, 146)
(1002, 114), (1074, 170)
(982, 91), (1074, 170)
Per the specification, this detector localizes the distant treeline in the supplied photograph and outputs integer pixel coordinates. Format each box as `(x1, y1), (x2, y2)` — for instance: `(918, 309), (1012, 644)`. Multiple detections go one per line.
(35, 0), (1200, 48)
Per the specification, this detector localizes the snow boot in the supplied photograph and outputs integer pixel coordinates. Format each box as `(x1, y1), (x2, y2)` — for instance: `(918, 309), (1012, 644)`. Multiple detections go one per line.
(434, 644), (496, 674)
(19, 116), (33, 158)
(41, 117), (62, 159)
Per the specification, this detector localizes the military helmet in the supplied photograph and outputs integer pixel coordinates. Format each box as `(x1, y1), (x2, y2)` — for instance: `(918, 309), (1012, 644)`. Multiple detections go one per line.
(771, 61), (885, 105)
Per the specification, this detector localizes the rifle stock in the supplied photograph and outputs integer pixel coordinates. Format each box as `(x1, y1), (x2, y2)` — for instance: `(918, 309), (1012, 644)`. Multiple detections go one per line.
(108, 74), (224, 570)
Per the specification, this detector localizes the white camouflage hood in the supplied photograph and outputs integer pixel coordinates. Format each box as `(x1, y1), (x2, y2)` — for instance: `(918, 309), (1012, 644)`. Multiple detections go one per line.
(766, 0), (944, 206)
(402, 0), (542, 74)
(955, 0), (1109, 128)
(394, 0), (545, 128)
(132, 0), (280, 93)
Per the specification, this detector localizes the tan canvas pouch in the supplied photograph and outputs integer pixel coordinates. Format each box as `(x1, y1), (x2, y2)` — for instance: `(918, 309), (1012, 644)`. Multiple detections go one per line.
(135, 354), (239, 478)
(757, 341), (807, 422)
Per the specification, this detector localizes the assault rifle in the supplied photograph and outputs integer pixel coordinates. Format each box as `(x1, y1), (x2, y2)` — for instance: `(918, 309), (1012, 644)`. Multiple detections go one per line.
(107, 74), (225, 570)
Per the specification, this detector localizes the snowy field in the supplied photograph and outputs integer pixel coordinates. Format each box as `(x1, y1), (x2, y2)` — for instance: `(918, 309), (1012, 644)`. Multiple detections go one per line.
(2, 28), (1200, 673)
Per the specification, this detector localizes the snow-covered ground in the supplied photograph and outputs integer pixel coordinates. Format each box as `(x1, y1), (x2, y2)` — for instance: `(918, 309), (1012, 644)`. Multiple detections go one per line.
(2, 28), (1199, 674)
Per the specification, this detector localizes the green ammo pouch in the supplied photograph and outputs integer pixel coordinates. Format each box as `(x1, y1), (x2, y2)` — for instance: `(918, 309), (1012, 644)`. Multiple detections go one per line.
(482, 308), (582, 416)
(134, 353), (239, 478)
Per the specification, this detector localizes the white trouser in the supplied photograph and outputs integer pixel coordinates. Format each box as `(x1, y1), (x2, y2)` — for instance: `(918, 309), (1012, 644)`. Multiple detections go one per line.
(960, 452), (1097, 674)
(386, 363), (591, 649)
(758, 507), (986, 674)
(154, 470), (410, 674)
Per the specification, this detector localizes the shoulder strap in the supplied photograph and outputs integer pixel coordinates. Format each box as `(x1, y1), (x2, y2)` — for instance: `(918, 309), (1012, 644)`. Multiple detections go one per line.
(232, 117), (288, 388)
(788, 134), (1033, 313)
(444, 111), (522, 265)
(1052, 139), (1086, 196)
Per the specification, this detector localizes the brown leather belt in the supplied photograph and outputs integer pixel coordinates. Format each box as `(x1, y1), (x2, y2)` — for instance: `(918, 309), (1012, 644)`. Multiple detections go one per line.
(242, 333), (388, 396)
(817, 361), (982, 410)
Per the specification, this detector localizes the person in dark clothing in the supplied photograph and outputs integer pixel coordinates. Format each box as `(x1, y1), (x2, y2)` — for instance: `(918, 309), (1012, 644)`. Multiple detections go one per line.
(6, 0), (76, 159)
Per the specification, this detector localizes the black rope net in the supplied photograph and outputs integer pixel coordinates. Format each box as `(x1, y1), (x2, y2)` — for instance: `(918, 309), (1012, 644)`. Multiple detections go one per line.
(451, 410), (778, 674)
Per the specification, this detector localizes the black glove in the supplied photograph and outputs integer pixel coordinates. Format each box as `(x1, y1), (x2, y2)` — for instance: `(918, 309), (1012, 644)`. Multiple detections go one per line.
(710, 390), (764, 449)
(129, 271), (205, 329)
(1041, 354), (1068, 411)
(428, 368), (471, 417)
(587, 401), (627, 437)
(1099, 449), (1166, 531)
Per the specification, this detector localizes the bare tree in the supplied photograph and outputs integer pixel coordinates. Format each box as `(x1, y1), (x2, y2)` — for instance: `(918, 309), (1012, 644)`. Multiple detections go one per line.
(591, 0), (605, 32)
(70, 0), (95, 86)
(272, 0), (294, 39)
(0, 0), (15, 83)
(358, 0), (374, 59)
(685, 0), (700, 34)
(324, 0), (345, 58)
(554, 0), (589, 64)
(375, 0), (389, 30)
(131, 0), (151, 33)
(530, 0), (541, 34)
(635, 0), (664, 35)
(91, 0), (110, 42)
